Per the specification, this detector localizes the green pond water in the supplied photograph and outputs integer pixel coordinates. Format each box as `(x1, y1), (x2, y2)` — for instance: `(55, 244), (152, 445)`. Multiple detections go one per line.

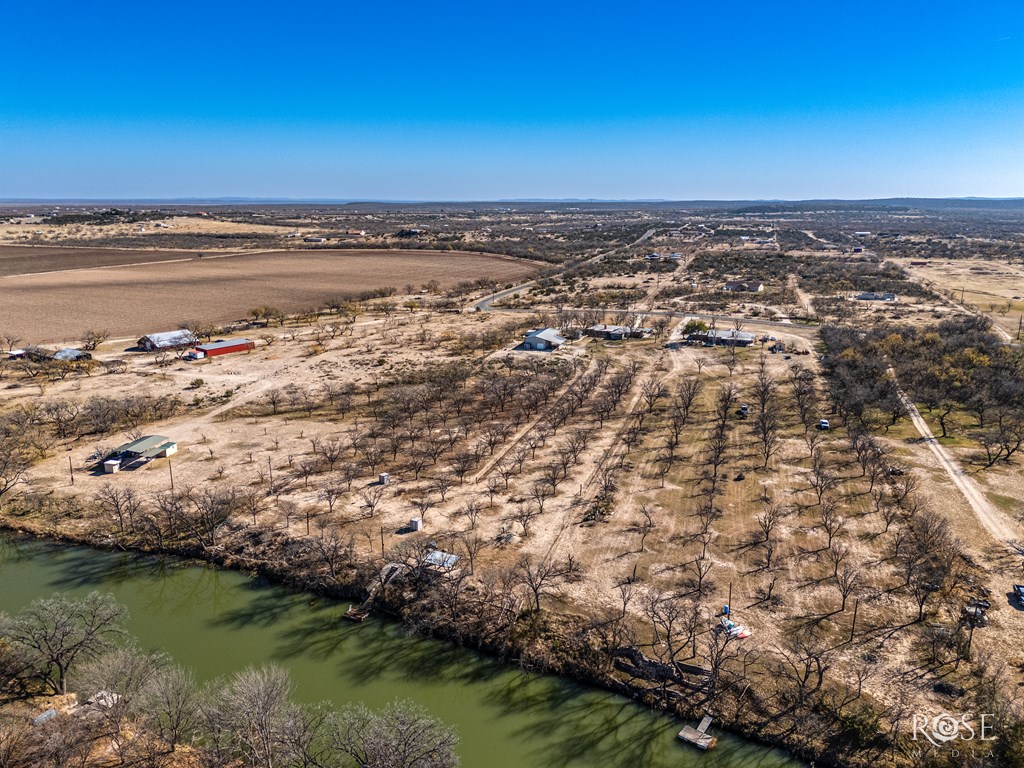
(0, 536), (801, 768)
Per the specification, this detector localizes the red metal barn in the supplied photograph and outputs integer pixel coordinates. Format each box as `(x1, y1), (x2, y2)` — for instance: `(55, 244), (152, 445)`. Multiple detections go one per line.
(195, 339), (255, 358)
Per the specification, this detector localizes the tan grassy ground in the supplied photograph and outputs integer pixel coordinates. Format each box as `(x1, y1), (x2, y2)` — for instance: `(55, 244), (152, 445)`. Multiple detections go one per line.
(0, 215), (297, 247)
(6, 239), (1024, 764)
(900, 257), (1024, 339)
(13, 307), (1009, 731)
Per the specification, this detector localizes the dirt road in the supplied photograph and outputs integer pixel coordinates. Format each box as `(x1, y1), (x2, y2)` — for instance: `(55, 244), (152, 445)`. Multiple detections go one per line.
(897, 386), (1019, 543)
(471, 228), (657, 312)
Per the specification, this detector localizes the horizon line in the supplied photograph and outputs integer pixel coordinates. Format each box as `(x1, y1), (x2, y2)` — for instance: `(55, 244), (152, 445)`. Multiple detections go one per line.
(2, 195), (1023, 206)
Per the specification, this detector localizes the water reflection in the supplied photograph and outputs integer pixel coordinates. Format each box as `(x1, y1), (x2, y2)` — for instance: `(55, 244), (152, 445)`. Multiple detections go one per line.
(0, 536), (801, 768)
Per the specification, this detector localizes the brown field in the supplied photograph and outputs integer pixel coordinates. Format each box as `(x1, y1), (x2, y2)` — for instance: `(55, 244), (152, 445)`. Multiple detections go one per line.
(0, 245), (211, 277)
(0, 248), (538, 343)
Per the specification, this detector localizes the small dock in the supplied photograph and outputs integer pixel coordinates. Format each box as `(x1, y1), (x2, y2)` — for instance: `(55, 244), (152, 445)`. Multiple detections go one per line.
(343, 604), (370, 622)
(678, 716), (717, 750)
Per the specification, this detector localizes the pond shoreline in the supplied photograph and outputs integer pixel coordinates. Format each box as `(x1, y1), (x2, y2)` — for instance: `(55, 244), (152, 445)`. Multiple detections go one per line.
(0, 521), (815, 767)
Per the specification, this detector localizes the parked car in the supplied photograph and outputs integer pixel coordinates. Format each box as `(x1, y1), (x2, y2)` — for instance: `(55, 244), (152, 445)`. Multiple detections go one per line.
(738, 404), (750, 416)
(1014, 584), (1024, 604)
(819, 419), (830, 430)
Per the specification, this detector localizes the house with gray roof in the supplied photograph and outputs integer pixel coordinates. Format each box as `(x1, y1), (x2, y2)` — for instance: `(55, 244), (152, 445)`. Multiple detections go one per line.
(521, 328), (566, 351)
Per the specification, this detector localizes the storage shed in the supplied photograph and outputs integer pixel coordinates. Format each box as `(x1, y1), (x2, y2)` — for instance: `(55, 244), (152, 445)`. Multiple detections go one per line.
(193, 339), (255, 358)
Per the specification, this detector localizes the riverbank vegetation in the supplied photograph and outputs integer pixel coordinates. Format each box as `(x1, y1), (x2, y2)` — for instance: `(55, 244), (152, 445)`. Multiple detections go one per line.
(0, 593), (460, 768)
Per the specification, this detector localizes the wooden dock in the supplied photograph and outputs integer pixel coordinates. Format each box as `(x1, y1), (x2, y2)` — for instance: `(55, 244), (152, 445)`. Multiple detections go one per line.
(678, 716), (717, 750)
(343, 604), (370, 622)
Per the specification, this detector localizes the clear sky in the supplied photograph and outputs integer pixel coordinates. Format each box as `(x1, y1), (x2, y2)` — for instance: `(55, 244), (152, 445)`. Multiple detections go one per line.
(1, 1), (1022, 200)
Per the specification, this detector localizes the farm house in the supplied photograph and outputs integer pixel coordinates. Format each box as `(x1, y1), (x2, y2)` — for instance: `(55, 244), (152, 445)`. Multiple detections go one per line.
(192, 339), (255, 359)
(521, 328), (566, 351)
(585, 324), (654, 341)
(687, 329), (756, 347)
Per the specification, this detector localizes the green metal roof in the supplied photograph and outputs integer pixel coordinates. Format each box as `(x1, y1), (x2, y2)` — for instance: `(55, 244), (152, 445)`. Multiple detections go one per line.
(114, 435), (172, 455)
(138, 442), (175, 459)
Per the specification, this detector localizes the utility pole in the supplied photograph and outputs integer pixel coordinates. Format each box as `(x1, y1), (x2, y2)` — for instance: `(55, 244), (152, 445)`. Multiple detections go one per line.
(849, 598), (859, 642)
(380, 525), (385, 556)
(168, 459), (174, 491)
(68, 456), (74, 486)
(1017, 315), (1022, 341)
(268, 457), (273, 491)
(960, 286), (966, 304)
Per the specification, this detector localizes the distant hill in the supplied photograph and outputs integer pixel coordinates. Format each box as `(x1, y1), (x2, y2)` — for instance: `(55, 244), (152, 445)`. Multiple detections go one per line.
(1, 196), (1022, 212)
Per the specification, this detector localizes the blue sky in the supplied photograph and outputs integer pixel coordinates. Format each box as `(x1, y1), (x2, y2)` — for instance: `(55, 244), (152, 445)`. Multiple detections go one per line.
(1, 1), (1022, 200)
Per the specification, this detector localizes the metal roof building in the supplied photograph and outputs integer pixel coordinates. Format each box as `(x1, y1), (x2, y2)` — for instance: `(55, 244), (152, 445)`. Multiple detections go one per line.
(53, 348), (92, 361)
(112, 435), (178, 459)
(194, 339), (255, 358)
(687, 329), (756, 347)
(138, 330), (197, 351)
(423, 550), (460, 570)
(522, 328), (566, 351)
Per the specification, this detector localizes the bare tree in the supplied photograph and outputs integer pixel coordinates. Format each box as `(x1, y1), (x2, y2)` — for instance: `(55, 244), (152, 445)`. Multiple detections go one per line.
(457, 530), (489, 575)
(73, 644), (169, 760)
(141, 663), (201, 752)
(204, 665), (293, 768)
(332, 699), (460, 768)
(359, 485), (386, 518)
(636, 503), (655, 552)
(514, 555), (565, 612)
(80, 329), (109, 351)
(431, 472), (456, 502)
(511, 502), (541, 538)
(93, 484), (143, 534)
(0, 592), (127, 694)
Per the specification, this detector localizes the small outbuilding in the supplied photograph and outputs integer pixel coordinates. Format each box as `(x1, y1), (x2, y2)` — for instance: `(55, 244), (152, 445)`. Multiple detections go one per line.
(423, 550), (460, 573)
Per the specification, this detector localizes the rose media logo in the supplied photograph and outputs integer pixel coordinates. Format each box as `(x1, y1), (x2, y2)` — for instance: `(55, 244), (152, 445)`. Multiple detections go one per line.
(911, 712), (996, 761)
